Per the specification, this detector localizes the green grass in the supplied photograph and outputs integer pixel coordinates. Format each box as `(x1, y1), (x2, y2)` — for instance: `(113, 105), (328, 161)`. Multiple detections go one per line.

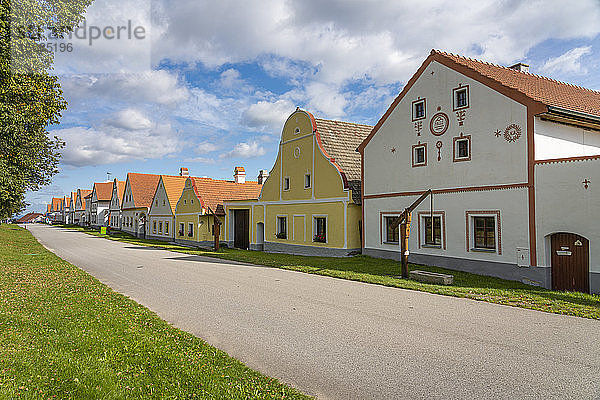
(57, 223), (600, 320)
(0, 224), (310, 399)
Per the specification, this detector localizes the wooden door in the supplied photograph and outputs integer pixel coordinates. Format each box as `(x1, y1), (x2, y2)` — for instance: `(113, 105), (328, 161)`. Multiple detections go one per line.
(551, 233), (589, 293)
(234, 209), (250, 249)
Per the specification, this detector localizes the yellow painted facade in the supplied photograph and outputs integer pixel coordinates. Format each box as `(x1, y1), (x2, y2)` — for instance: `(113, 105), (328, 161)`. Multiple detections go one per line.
(224, 110), (363, 254)
(173, 178), (219, 243)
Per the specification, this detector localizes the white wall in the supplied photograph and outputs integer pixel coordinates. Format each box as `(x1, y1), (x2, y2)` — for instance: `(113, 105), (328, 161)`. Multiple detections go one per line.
(149, 180), (175, 239)
(535, 118), (600, 160)
(364, 188), (530, 265)
(363, 60), (528, 197)
(535, 158), (600, 273)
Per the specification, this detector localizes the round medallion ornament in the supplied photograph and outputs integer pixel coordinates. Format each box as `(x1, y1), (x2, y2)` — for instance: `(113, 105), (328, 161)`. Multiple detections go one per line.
(294, 147), (301, 158)
(430, 112), (449, 136)
(504, 124), (522, 142)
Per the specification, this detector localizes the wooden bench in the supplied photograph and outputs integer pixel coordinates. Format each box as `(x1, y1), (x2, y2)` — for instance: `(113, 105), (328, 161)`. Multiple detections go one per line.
(409, 270), (454, 285)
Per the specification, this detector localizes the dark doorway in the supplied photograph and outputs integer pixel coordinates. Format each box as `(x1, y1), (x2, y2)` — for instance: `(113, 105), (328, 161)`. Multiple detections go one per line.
(234, 209), (250, 250)
(551, 232), (589, 293)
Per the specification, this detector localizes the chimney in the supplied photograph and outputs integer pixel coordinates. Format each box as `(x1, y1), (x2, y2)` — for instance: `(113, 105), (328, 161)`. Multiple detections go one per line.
(179, 167), (189, 177)
(509, 62), (529, 73)
(257, 169), (269, 184)
(234, 166), (246, 184)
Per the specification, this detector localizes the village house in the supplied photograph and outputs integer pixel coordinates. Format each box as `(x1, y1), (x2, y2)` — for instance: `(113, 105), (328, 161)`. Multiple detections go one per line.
(224, 110), (371, 255)
(61, 196), (72, 224)
(120, 173), (163, 237)
(84, 192), (93, 226)
(74, 189), (91, 225)
(175, 170), (262, 247)
(90, 182), (114, 228)
(148, 169), (189, 241)
(358, 50), (600, 293)
(68, 191), (77, 225)
(50, 197), (63, 223)
(108, 179), (126, 230)
(16, 212), (45, 224)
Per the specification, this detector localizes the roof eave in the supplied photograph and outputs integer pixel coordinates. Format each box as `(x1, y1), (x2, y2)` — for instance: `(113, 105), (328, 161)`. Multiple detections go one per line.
(540, 106), (600, 131)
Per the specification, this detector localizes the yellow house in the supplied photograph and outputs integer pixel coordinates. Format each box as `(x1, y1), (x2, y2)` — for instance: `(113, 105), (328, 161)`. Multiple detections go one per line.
(224, 109), (372, 256)
(174, 172), (262, 247)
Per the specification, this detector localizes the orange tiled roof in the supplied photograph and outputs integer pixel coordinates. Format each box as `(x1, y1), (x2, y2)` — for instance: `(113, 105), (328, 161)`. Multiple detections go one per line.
(433, 50), (600, 117)
(46, 204), (51, 213)
(160, 175), (188, 213)
(51, 197), (62, 212)
(190, 177), (262, 211)
(16, 212), (43, 223)
(93, 182), (114, 201)
(64, 197), (71, 208)
(126, 173), (162, 209)
(77, 190), (92, 210)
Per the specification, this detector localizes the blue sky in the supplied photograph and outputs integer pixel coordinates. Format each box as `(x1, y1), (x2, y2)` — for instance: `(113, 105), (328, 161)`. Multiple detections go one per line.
(25, 0), (600, 213)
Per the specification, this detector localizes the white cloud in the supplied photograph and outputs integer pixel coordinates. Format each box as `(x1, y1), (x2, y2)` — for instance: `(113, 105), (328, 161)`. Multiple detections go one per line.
(107, 109), (152, 130)
(241, 99), (296, 131)
(541, 46), (592, 75)
(55, 123), (180, 167)
(196, 141), (220, 154)
(220, 141), (267, 159)
(219, 68), (243, 88)
(183, 156), (216, 164)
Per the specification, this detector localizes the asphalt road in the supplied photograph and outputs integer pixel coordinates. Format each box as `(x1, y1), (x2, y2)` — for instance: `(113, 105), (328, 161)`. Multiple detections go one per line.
(26, 224), (600, 399)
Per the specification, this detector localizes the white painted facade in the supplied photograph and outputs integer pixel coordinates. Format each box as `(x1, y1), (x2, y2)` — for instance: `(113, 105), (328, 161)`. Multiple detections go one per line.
(120, 180), (149, 237)
(90, 190), (110, 228)
(362, 56), (600, 293)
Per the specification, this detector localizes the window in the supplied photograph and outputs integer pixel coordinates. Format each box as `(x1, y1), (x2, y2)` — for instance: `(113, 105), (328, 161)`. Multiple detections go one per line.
(412, 143), (427, 167)
(184, 199), (187, 205)
(188, 223), (193, 237)
(304, 174), (311, 189)
(474, 217), (496, 250)
(453, 135), (471, 162)
(163, 200), (165, 206)
(153, 220), (157, 233)
(179, 223), (184, 236)
(453, 85), (469, 110)
(294, 127), (300, 135)
(191, 199), (194, 204)
(384, 216), (399, 243)
(155, 199), (158, 206)
(313, 217), (327, 243)
(276, 216), (287, 239)
(423, 216), (442, 246)
(283, 177), (290, 191)
(159, 221), (163, 234)
(412, 98), (426, 121)
(165, 222), (169, 234)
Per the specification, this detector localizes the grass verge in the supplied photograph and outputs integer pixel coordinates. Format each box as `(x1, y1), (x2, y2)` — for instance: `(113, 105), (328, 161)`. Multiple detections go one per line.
(54, 223), (600, 320)
(0, 224), (310, 399)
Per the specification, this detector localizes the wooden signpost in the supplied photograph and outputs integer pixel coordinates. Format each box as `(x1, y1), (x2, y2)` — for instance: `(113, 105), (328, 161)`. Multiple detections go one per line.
(391, 189), (432, 278)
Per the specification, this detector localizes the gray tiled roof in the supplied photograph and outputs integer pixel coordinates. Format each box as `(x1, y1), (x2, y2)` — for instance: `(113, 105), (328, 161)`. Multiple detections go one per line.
(315, 118), (373, 204)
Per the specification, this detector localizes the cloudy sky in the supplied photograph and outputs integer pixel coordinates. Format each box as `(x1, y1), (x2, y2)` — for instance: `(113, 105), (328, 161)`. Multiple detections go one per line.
(26, 0), (600, 212)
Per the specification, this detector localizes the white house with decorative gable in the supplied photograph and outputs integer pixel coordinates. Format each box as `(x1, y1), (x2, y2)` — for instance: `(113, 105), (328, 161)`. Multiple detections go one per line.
(359, 50), (600, 293)
(148, 173), (188, 241)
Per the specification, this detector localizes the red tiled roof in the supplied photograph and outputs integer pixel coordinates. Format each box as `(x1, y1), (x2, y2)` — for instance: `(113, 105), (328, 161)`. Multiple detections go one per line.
(433, 50), (600, 117)
(234, 166), (245, 173)
(46, 204), (51, 213)
(126, 173), (162, 208)
(16, 212), (43, 223)
(190, 177), (262, 211)
(93, 182), (114, 201)
(64, 197), (71, 208)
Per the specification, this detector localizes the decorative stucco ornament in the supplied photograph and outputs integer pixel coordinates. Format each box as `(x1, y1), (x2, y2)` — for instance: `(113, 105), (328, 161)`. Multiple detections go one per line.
(504, 124), (522, 142)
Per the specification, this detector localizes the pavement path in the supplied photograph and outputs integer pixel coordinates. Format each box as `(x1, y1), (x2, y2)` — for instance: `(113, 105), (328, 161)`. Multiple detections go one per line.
(26, 224), (600, 399)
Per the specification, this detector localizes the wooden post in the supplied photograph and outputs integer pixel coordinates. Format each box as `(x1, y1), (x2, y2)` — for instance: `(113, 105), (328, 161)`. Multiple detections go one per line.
(400, 210), (411, 279)
(214, 219), (220, 251)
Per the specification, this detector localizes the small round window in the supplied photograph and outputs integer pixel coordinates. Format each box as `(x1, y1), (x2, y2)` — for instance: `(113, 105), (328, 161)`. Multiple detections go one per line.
(294, 127), (300, 135)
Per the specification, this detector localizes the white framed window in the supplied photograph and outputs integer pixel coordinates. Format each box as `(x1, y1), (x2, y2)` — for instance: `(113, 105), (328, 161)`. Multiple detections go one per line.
(153, 220), (157, 233)
(412, 143), (427, 167)
(159, 221), (163, 234)
(466, 211), (501, 254)
(412, 98), (426, 121)
(165, 221), (169, 234)
(384, 216), (399, 243)
(453, 135), (471, 162)
(304, 174), (311, 189)
(276, 216), (287, 239)
(313, 215), (327, 243)
(283, 177), (290, 191)
(179, 223), (184, 236)
(453, 85), (469, 110)
(188, 223), (193, 237)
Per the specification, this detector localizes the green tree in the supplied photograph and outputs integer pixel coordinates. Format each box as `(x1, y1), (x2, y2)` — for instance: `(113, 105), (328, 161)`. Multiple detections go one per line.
(0, 0), (93, 219)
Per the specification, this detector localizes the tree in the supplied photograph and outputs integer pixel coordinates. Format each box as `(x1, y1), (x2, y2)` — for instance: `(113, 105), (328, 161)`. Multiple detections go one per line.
(0, 0), (93, 219)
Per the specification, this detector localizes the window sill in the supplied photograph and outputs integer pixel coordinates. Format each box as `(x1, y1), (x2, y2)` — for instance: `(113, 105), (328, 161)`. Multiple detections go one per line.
(383, 241), (399, 245)
(422, 244), (442, 249)
(470, 248), (497, 253)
